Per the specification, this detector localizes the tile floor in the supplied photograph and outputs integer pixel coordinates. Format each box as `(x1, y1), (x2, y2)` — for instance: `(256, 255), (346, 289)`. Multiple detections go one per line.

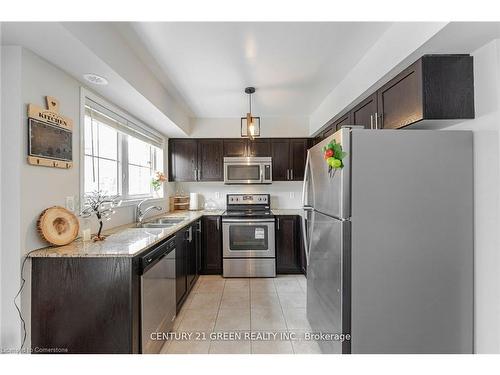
(161, 275), (322, 354)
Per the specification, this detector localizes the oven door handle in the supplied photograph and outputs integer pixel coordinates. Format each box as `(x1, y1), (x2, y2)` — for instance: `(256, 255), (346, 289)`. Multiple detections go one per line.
(222, 218), (275, 223)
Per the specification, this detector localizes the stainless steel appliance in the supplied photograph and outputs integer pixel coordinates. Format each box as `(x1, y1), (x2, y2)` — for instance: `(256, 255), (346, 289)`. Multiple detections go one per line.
(139, 237), (176, 354)
(222, 194), (276, 277)
(303, 127), (473, 354)
(224, 157), (272, 184)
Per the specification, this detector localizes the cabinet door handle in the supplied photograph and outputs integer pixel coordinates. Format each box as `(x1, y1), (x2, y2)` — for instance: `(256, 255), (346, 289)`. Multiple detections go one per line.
(277, 217), (280, 231)
(216, 218), (220, 231)
(290, 169), (293, 180)
(193, 169), (197, 181)
(370, 115), (374, 129)
(197, 169), (201, 181)
(286, 169), (290, 180)
(375, 112), (379, 129)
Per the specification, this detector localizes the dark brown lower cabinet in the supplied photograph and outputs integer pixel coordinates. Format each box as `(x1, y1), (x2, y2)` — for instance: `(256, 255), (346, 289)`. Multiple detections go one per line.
(31, 257), (141, 354)
(201, 216), (222, 274)
(176, 223), (199, 311)
(276, 215), (303, 274)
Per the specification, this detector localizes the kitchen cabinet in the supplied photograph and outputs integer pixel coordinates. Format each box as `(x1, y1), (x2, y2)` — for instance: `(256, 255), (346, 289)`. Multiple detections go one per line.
(289, 139), (308, 181)
(248, 138), (271, 156)
(378, 55), (474, 129)
(175, 228), (188, 307)
(169, 139), (223, 182)
(201, 216), (222, 274)
(168, 139), (198, 181)
(31, 256), (140, 353)
(175, 223), (199, 310)
(198, 139), (223, 181)
(351, 93), (378, 129)
(271, 139), (290, 181)
(271, 139), (309, 181)
(276, 215), (302, 274)
(223, 139), (247, 157)
(315, 54), (475, 138)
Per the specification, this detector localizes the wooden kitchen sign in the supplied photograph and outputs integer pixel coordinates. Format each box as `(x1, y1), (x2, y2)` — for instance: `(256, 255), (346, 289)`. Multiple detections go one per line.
(27, 96), (73, 169)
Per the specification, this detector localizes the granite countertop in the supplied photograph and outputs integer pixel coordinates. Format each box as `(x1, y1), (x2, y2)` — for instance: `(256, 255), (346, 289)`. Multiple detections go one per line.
(29, 209), (225, 258)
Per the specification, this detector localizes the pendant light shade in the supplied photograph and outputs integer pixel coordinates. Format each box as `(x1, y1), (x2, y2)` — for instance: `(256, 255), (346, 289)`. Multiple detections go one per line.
(241, 87), (260, 139)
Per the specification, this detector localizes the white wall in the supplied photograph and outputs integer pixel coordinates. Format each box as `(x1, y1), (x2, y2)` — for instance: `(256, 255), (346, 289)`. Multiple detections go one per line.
(175, 181), (303, 210)
(189, 116), (309, 138)
(0, 47), (173, 350)
(441, 39), (500, 353)
(309, 22), (447, 135)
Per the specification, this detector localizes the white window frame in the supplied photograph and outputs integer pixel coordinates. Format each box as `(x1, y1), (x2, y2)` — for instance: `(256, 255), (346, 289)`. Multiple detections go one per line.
(80, 88), (166, 206)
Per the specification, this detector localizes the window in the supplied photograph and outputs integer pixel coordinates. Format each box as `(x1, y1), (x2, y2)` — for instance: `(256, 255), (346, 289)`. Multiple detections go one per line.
(83, 97), (164, 201)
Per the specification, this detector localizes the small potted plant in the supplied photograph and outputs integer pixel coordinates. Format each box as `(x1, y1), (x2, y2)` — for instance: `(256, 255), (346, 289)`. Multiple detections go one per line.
(151, 171), (167, 196)
(80, 190), (122, 241)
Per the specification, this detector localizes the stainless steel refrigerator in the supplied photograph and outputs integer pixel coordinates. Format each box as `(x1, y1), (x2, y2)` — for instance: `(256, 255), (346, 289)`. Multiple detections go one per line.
(302, 127), (473, 354)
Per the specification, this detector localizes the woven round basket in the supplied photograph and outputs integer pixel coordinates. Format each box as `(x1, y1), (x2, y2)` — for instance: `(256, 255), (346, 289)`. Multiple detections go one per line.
(37, 206), (79, 246)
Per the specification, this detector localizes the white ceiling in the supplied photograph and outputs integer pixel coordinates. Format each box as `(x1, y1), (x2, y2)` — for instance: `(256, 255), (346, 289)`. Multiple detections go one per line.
(123, 22), (392, 118)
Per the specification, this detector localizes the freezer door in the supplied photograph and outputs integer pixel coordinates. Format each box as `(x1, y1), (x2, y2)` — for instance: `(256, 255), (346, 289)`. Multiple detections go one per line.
(309, 128), (350, 219)
(306, 210), (351, 354)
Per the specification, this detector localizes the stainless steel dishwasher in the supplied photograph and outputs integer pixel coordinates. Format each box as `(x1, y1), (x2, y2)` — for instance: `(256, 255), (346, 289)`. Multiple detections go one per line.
(139, 237), (176, 354)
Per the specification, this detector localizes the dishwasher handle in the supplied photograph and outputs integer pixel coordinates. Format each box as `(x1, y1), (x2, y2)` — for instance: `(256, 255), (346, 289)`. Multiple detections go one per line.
(140, 237), (176, 273)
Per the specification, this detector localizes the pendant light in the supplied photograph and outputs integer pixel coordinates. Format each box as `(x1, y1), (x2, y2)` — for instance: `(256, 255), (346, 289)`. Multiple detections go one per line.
(241, 87), (260, 139)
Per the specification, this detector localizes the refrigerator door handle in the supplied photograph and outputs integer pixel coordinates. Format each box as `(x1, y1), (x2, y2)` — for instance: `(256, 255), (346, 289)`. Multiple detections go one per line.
(301, 214), (309, 266)
(302, 150), (311, 207)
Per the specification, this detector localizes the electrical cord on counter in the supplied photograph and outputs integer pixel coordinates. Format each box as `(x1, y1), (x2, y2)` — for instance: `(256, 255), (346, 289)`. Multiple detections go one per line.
(14, 249), (37, 353)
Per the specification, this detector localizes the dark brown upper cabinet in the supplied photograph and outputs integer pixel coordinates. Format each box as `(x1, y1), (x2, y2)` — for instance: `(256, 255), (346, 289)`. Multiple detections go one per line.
(351, 93), (378, 129)
(248, 138), (271, 157)
(169, 139), (223, 182)
(271, 139), (308, 181)
(223, 139), (247, 157)
(315, 54), (474, 140)
(378, 55), (474, 129)
(289, 139), (309, 181)
(271, 139), (291, 181)
(168, 139), (198, 182)
(197, 140), (223, 181)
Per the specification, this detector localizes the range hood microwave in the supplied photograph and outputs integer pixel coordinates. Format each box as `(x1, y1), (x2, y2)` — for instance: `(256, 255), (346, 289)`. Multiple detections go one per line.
(223, 157), (272, 184)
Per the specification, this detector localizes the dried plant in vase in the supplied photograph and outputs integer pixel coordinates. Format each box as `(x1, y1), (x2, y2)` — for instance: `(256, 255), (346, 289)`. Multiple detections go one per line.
(80, 190), (122, 241)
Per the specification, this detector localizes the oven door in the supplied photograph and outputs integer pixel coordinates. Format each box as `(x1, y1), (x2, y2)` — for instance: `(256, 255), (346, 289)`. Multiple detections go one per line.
(222, 218), (275, 258)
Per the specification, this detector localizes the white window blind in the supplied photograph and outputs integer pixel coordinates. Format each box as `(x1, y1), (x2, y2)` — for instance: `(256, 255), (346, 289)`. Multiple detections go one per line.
(83, 97), (165, 200)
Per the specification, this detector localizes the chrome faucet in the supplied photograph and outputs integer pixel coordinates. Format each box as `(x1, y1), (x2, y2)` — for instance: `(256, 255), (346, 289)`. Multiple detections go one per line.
(136, 198), (163, 225)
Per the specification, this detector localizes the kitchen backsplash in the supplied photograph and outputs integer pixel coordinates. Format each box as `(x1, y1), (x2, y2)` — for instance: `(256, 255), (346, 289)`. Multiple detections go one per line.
(171, 181), (303, 209)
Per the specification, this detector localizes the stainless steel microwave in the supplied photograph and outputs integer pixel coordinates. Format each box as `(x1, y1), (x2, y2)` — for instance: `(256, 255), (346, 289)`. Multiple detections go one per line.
(223, 157), (272, 184)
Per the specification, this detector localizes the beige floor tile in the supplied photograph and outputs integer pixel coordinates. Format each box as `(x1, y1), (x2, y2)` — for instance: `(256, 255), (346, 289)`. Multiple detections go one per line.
(166, 339), (211, 354)
(251, 339), (294, 354)
(278, 292), (307, 309)
(196, 279), (226, 293)
(250, 307), (287, 331)
(224, 278), (250, 292)
(220, 290), (250, 309)
(215, 308), (251, 331)
(177, 309), (218, 332)
(251, 291), (281, 309)
(209, 340), (251, 354)
(282, 308), (311, 330)
(250, 278), (277, 293)
(274, 277), (302, 293)
(188, 292), (222, 310)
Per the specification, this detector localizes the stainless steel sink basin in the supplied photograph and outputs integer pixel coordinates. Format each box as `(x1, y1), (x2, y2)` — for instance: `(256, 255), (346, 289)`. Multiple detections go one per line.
(139, 217), (187, 228)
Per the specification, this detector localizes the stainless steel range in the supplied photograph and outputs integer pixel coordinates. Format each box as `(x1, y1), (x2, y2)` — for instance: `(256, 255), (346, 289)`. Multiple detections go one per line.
(222, 194), (276, 278)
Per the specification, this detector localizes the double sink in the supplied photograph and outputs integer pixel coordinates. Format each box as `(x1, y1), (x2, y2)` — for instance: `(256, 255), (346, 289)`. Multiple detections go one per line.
(140, 217), (187, 228)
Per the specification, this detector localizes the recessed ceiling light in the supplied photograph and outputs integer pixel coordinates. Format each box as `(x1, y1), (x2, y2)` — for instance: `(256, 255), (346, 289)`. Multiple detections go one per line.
(83, 73), (108, 86)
